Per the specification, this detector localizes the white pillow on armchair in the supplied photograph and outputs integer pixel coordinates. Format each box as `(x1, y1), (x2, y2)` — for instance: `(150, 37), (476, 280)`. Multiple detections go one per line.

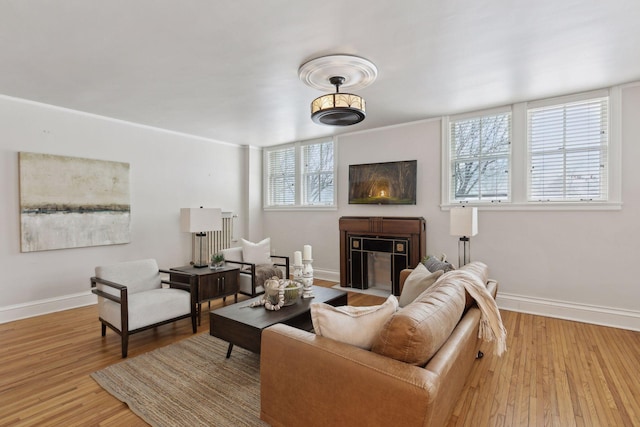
(241, 237), (272, 265)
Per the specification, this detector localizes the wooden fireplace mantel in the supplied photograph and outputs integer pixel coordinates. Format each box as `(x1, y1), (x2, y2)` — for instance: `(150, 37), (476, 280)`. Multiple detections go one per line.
(339, 216), (426, 295)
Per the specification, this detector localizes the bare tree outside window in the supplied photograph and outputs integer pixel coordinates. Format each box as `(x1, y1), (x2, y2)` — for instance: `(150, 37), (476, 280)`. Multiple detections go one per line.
(450, 113), (511, 202)
(303, 141), (334, 205)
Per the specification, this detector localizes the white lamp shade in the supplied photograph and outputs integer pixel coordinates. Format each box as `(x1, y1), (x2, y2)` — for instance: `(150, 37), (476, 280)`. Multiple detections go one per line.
(449, 207), (478, 237)
(180, 208), (222, 233)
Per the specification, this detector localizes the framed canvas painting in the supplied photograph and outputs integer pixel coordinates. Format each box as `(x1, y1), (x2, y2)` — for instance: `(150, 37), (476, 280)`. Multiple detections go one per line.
(19, 152), (131, 252)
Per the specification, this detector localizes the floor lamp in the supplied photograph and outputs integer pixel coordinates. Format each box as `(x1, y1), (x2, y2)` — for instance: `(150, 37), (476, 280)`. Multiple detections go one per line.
(180, 207), (222, 268)
(449, 207), (478, 267)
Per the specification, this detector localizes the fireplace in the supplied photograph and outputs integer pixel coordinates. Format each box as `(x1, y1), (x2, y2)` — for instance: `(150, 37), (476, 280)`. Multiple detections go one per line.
(339, 217), (426, 295)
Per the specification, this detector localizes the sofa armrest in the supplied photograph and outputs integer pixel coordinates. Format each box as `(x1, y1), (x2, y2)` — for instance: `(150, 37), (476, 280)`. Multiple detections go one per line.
(260, 324), (440, 427)
(399, 268), (413, 294)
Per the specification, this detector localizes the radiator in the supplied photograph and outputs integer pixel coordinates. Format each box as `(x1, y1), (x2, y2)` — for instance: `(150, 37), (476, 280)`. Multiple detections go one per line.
(190, 212), (236, 265)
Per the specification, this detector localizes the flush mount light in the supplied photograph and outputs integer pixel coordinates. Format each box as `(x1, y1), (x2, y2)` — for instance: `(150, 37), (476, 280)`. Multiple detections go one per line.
(311, 76), (365, 126)
(298, 54), (377, 126)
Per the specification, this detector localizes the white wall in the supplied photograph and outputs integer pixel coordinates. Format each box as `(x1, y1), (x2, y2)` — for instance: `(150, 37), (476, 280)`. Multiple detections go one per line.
(3, 84), (639, 330)
(263, 85), (640, 331)
(263, 119), (444, 276)
(0, 96), (246, 322)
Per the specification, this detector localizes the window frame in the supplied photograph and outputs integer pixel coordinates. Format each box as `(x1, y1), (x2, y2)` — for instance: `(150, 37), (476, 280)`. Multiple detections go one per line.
(263, 137), (337, 210)
(526, 92), (609, 203)
(444, 106), (513, 205)
(442, 87), (621, 211)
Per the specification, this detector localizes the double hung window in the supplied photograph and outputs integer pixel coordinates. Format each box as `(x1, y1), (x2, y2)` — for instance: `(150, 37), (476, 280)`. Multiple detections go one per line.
(443, 88), (618, 209)
(447, 109), (511, 203)
(264, 139), (335, 209)
(527, 97), (609, 202)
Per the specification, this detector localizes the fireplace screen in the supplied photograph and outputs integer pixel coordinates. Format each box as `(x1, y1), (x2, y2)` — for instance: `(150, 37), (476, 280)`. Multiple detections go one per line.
(349, 236), (410, 291)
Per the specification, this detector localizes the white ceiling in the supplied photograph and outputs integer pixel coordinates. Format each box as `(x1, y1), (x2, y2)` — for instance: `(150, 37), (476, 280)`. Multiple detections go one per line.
(2, 1), (640, 147)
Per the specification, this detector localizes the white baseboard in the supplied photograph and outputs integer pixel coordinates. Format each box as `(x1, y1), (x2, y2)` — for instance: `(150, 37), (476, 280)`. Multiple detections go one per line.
(0, 291), (97, 324)
(311, 268), (640, 332)
(3, 280), (638, 332)
(312, 268), (340, 283)
(497, 292), (640, 332)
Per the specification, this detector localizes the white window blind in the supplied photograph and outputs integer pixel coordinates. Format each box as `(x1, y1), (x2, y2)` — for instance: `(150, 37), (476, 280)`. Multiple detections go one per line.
(302, 140), (334, 205)
(527, 97), (608, 202)
(266, 146), (295, 206)
(264, 139), (335, 208)
(449, 111), (511, 202)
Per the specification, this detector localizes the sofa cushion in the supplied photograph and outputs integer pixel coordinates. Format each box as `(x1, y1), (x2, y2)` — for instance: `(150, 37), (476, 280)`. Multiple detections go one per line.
(311, 295), (398, 350)
(241, 237), (272, 265)
(398, 264), (443, 307)
(459, 261), (489, 284)
(371, 278), (465, 366)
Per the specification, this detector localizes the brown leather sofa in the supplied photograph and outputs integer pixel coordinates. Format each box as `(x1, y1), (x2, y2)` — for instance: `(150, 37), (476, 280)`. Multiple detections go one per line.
(260, 262), (498, 427)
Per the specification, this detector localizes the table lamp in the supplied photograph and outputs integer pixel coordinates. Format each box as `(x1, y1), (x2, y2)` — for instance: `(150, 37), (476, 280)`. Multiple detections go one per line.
(449, 206), (478, 267)
(181, 207), (222, 268)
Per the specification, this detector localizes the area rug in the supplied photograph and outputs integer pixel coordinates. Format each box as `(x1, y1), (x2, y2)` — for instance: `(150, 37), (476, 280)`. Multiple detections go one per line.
(331, 283), (390, 298)
(91, 334), (267, 427)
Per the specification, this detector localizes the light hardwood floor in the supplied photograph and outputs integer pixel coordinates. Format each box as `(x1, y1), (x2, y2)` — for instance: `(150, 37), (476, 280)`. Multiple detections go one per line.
(1, 280), (639, 426)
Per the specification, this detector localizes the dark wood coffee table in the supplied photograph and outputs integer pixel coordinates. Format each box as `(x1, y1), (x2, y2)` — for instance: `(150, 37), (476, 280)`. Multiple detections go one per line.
(210, 286), (347, 358)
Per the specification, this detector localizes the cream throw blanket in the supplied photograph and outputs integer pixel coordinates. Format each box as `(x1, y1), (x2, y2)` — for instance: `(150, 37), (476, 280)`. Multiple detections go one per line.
(445, 270), (507, 356)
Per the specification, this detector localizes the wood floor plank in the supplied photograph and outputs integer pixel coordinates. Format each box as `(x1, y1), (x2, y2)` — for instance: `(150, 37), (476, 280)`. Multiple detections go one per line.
(1, 280), (639, 426)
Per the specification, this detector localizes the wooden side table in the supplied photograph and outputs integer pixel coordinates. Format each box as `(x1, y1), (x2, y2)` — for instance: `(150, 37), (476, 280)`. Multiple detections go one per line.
(170, 265), (240, 326)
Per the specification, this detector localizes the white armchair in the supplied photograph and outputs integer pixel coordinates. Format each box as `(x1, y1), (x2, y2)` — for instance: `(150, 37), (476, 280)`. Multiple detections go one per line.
(90, 259), (197, 357)
(221, 239), (290, 297)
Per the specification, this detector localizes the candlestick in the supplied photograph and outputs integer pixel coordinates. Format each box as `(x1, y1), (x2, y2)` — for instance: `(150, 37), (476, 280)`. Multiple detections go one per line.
(303, 244), (312, 260)
(301, 258), (314, 299)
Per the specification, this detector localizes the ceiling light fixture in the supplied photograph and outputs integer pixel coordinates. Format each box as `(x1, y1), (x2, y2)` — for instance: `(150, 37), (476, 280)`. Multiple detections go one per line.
(311, 76), (365, 126)
(298, 54), (378, 126)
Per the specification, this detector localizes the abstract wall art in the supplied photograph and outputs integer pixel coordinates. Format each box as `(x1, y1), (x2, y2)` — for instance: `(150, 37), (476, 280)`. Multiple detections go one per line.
(19, 152), (131, 252)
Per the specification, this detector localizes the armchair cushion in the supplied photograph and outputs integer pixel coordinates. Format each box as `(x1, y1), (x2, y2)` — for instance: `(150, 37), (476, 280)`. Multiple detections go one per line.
(99, 288), (191, 331)
(95, 259), (161, 295)
(221, 246), (243, 262)
(241, 237), (272, 265)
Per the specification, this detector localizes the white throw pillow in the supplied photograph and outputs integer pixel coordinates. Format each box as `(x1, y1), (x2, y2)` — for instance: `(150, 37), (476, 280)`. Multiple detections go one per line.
(241, 238), (272, 265)
(310, 295), (399, 350)
(398, 263), (444, 307)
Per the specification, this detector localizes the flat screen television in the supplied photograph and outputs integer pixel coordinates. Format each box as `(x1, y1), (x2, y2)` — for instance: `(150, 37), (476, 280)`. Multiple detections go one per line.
(348, 160), (417, 205)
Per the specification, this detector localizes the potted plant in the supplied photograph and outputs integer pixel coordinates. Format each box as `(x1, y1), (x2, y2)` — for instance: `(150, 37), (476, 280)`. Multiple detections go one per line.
(210, 252), (225, 270)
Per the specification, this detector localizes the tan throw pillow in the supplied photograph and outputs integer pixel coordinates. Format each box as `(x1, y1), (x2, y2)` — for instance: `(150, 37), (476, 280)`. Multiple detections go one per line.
(371, 280), (465, 366)
(241, 237), (271, 265)
(311, 295), (399, 350)
(398, 264), (443, 307)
